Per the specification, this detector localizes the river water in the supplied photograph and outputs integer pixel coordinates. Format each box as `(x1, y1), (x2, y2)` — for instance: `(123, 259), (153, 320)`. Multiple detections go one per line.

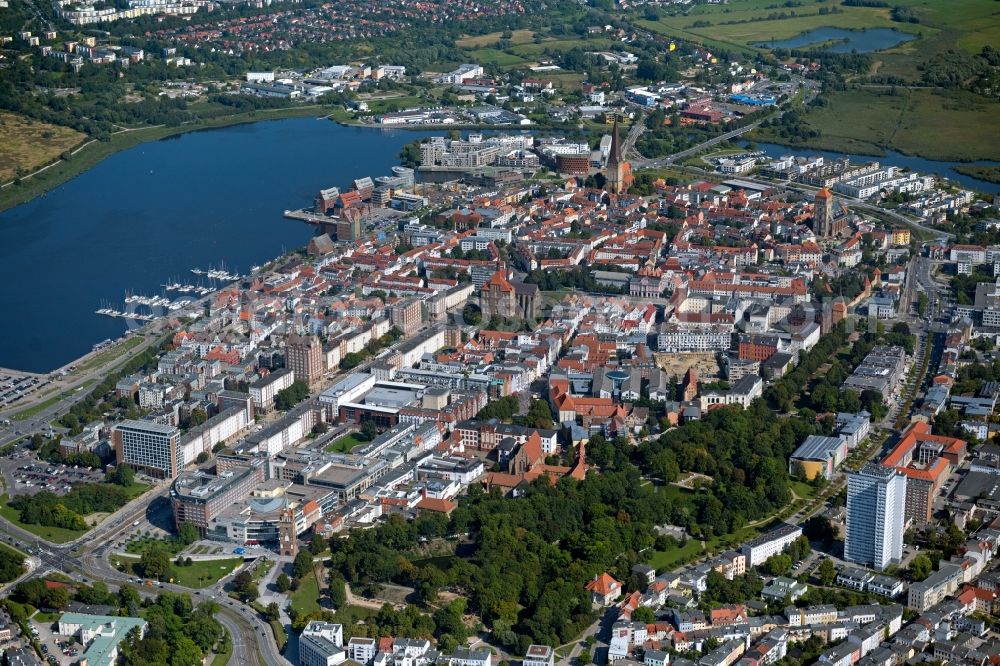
(0, 118), (429, 373)
(761, 27), (916, 53)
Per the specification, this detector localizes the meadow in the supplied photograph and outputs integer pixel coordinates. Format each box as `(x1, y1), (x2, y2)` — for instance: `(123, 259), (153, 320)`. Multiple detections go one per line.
(0, 112), (85, 183)
(634, 0), (999, 162)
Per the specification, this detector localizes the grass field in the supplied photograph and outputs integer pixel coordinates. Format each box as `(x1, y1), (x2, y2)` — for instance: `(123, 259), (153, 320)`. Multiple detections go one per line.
(32, 611), (61, 624)
(0, 494), (87, 544)
(288, 565), (323, 616)
(363, 95), (426, 113)
(636, 166), (714, 185)
(268, 617), (287, 652)
(121, 482), (151, 500)
(331, 604), (377, 626)
(125, 533), (186, 556)
(649, 7), (914, 48)
(543, 71), (586, 91)
(72, 336), (146, 375)
(325, 434), (366, 454)
(706, 524), (762, 553)
(647, 538), (703, 570)
(510, 37), (618, 57)
(172, 558), (243, 588)
(455, 29), (536, 48)
(636, 0), (998, 82)
(636, 0), (916, 51)
(466, 49), (529, 68)
(458, 36), (620, 72)
(116, 553), (242, 588)
(752, 88), (1000, 161)
(632, 0), (1000, 173)
(0, 112), (85, 183)
(789, 480), (818, 501)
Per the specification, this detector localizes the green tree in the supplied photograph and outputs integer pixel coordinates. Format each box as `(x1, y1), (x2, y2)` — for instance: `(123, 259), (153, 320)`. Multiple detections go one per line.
(106, 464), (135, 487)
(462, 304), (482, 326)
(275, 381), (310, 411)
(276, 572), (291, 593)
(140, 545), (171, 580)
(816, 558), (837, 586)
(328, 574), (347, 607)
(763, 554), (792, 577)
(170, 636), (203, 666)
(232, 570), (258, 603)
(178, 522), (200, 546)
(187, 408), (208, 428)
(340, 352), (365, 370)
(292, 551), (315, 580)
(265, 602), (280, 622)
(308, 533), (326, 556)
(523, 400), (553, 429)
(44, 586), (71, 610)
(119, 585), (141, 615)
(908, 553), (933, 582)
(633, 606), (654, 623)
(359, 420), (379, 441)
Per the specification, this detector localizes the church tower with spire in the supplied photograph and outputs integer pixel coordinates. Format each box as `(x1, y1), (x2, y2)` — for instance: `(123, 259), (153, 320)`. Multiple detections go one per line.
(605, 115), (626, 195)
(278, 499), (298, 557)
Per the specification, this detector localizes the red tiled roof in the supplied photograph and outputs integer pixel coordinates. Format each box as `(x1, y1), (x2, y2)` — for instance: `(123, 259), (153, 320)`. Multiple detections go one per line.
(585, 572), (620, 596)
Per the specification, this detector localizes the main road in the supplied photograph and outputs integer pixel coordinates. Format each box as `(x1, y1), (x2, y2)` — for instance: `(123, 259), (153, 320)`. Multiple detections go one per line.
(628, 77), (822, 170)
(631, 120), (769, 170)
(0, 506), (287, 666)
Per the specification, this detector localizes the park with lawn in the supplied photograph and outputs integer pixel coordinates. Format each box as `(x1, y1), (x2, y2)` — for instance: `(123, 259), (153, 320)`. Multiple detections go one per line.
(0, 494), (87, 544)
(325, 433), (367, 454)
(114, 552), (244, 589)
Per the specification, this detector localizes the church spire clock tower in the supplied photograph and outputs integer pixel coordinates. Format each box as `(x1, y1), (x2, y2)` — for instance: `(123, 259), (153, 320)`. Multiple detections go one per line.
(606, 115), (626, 195)
(279, 499), (298, 558)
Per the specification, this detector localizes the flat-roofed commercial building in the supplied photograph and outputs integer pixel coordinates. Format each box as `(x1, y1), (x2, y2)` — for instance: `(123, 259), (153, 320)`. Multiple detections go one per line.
(112, 420), (182, 478)
(250, 368), (294, 412)
(789, 435), (848, 480)
(208, 480), (333, 544)
(170, 462), (265, 534)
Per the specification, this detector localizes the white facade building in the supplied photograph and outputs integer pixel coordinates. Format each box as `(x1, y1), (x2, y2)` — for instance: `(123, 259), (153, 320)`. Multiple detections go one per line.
(845, 464), (906, 570)
(300, 622), (345, 666)
(740, 523), (803, 567)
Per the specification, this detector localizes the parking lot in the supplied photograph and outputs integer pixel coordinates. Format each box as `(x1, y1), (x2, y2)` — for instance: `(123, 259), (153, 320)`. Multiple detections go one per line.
(29, 616), (80, 666)
(7, 461), (105, 498)
(0, 373), (48, 410)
